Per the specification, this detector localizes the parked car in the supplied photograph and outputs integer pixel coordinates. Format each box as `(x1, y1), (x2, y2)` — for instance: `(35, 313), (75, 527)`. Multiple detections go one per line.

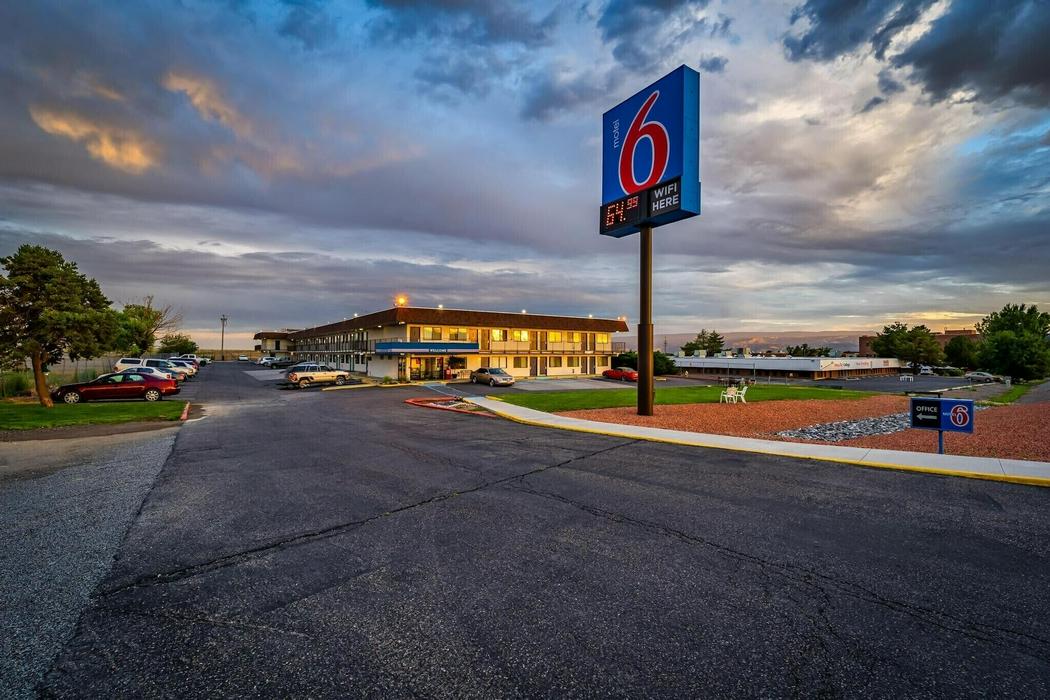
(269, 357), (296, 369)
(238, 355), (250, 362)
(285, 364), (351, 388)
(117, 366), (177, 381)
(918, 365), (934, 375)
(167, 359), (198, 376)
(965, 371), (999, 383)
(113, 357), (147, 373)
(603, 367), (639, 381)
(257, 356), (276, 366)
(179, 354), (210, 366)
(470, 367), (515, 386)
(51, 372), (180, 404)
(143, 358), (191, 380)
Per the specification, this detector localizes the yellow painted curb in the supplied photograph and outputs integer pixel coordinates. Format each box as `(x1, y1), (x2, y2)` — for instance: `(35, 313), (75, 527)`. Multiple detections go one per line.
(482, 407), (1050, 489)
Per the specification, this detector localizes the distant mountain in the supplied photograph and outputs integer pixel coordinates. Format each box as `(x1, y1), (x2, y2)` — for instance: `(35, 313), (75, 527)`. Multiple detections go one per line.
(621, 330), (874, 354)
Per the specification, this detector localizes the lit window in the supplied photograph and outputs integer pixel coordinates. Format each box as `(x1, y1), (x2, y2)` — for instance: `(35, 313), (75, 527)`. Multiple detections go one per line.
(548, 331), (563, 343)
(449, 327), (468, 341)
(490, 329), (507, 341)
(511, 330), (529, 342)
(491, 356), (508, 368)
(513, 356), (528, 368)
(567, 357), (580, 367)
(422, 326), (442, 340)
(571, 332), (582, 342)
(596, 333), (609, 344)
(548, 356), (563, 368)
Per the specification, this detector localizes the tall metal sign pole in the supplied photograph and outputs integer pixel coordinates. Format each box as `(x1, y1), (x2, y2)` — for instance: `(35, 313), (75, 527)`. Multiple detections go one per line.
(600, 66), (701, 415)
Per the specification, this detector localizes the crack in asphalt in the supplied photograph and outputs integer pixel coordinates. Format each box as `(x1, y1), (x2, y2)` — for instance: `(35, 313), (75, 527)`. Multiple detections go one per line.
(506, 481), (1050, 662)
(98, 439), (639, 598)
(115, 607), (313, 639)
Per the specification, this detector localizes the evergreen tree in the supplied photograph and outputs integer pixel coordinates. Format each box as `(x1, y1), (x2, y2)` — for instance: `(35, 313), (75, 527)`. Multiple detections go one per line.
(976, 304), (1050, 380)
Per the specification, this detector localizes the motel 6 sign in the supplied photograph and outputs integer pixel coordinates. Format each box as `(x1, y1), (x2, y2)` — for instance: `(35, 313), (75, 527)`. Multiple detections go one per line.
(600, 65), (701, 237)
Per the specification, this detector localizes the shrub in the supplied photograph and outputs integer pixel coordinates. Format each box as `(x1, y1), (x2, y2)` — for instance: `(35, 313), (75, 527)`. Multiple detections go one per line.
(380, 376), (397, 385)
(0, 371), (32, 398)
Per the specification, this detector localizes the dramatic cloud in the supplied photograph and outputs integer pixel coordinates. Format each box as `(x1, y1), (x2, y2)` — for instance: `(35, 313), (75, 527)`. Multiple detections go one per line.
(28, 106), (159, 172)
(786, 0), (1050, 107)
(0, 0), (1047, 343)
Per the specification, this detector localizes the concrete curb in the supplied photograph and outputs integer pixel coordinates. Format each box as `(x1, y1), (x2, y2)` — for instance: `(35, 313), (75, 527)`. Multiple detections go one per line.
(179, 402), (190, 421)
(320, 383), (377, 391)
(466, 397), (1050, 488)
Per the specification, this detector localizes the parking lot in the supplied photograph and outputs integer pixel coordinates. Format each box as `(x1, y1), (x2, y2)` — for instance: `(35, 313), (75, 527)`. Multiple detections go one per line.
(6, 362), (1050, 697)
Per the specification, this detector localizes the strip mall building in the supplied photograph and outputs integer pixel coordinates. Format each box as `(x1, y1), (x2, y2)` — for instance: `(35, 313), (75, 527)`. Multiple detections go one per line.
(256, 306), (628, 381)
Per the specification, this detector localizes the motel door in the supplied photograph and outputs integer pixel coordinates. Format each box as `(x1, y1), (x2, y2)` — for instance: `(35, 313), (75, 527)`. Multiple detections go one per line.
(539, 357), (547, 376)
(586, 356), (595, 374)
(529, 357), (538, 377)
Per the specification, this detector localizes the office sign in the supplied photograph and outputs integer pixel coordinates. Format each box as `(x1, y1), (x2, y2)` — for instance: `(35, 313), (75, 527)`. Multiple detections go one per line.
(600, 65), (700, 237)
(910, 397), (975, 433)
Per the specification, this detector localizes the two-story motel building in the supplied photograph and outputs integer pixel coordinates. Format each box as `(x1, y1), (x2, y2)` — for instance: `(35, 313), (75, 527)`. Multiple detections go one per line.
(265, 306), (629, 382)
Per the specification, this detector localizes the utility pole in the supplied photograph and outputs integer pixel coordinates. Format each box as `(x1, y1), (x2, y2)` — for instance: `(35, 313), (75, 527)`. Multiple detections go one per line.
(638, 226), (654, 416)
(220, 314), (228, 361)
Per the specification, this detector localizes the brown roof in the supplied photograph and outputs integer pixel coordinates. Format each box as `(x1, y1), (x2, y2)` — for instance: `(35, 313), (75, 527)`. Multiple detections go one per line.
(253, 331), (295, 340)
(290, 307), (628, 339)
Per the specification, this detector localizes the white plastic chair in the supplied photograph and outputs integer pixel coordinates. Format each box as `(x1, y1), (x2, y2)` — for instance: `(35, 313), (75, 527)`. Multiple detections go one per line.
(719, 386), (738, 403)
(736, 385), (748, 404)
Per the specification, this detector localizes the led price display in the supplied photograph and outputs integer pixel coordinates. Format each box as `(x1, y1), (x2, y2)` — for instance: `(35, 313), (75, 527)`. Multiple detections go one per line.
(600, 192), (647, 235)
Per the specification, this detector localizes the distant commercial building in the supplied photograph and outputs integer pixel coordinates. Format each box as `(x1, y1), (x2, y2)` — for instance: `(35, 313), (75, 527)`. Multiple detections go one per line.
(674, 355), (900, 380)
(858, 328), (980, 357)
(260, 306), (628, 381)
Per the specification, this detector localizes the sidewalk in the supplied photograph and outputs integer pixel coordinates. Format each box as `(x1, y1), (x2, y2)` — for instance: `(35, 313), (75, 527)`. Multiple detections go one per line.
(466, 397), (1050, 487)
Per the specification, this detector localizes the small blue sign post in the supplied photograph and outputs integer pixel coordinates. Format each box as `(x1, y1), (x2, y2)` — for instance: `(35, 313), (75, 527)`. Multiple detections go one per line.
(600, 65), (701, 415)
(910, 397), (974, 454)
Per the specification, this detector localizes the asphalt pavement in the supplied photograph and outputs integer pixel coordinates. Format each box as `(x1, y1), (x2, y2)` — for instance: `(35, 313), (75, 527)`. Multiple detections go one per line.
(9, 362), (1050, 697)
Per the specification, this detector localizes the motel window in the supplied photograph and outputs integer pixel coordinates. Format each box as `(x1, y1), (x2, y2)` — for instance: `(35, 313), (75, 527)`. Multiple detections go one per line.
(513, 357), (528, 368)
(548, 356), (563, 368)
(449, 327), (468, 341)
(468, 328), (478, 342)
(449, 357), (466, 370)
(570, 332), (582, 343)
(511, 330), (529, 342)
(490, 329), (507, 341)
(548, 331), (563, 343)
(275, 340), (282, 350)
(566, 357), (580, 367)
(490, 356), (509, 368)
(596, 333), (609, 344)
(422, 326), (442, 341)
(480, 356), (490, 367)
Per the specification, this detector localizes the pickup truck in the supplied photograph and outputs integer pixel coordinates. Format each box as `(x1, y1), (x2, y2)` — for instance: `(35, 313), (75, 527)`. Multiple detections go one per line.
(285, 363), (351, 389)
(178, 354), (210, 365)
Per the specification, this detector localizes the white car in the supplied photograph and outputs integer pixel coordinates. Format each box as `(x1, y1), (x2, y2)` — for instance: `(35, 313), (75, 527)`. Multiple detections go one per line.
(167, 359), (198, 376)
(238, 355), (250, 361)
(179, 354), (210, 366)
(965, 371), (999, 383)
(257, 356), (276, 365)
(113, 357), (188, 380)
(117, 366), (177, 381)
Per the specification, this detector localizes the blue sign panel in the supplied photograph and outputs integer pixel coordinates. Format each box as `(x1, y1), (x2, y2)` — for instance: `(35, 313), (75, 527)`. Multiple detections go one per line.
(910, 397), (975, 433)
(374, 342), (479, 355)
(939, 398), (975, 433)
(600, 65), (700, 237)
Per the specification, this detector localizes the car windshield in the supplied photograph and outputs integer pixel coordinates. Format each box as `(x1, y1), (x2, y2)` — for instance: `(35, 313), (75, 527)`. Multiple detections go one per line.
(489, 368), (508, 375)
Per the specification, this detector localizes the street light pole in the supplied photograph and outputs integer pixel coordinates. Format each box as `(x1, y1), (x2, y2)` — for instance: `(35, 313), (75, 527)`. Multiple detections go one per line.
(220, 314), (228, 361)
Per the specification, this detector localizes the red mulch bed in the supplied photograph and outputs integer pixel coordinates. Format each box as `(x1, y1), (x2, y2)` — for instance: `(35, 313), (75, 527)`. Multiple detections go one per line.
(559, 396), (908, 437)
(835, 403), (1050, 462)
(560, 396), (1050, 462)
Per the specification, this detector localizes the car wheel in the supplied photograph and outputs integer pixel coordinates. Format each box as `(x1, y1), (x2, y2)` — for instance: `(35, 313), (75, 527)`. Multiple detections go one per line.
(144, 388), (161, 402)
(63, 391), (81, 404)
(335, 375), (347, 386)
(298, 379), (311, 389)
(490, 379), (497, 386)
(470, 376), (477, 384)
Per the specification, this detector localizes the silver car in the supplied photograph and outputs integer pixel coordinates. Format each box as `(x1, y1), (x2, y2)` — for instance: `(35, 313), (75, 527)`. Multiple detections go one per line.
(470, 367), (515, 386)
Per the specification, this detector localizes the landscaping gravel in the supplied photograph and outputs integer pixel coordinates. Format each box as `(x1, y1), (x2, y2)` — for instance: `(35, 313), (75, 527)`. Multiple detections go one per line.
(777, 412), (911, 442)
(0, 431), (175, 698)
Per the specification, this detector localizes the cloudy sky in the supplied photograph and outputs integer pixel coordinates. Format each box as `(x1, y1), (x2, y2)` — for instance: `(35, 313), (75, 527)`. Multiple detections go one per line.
(1, 0), (1048, 348)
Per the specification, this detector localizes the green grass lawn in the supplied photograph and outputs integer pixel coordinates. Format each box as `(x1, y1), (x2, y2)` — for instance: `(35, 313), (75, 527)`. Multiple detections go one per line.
(499, 385), (876, 413)
(984, 382), (1038, 404)
(0, 400), (186, 430)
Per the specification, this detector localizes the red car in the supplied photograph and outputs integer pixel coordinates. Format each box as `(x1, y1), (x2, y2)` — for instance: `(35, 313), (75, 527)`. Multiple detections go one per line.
(603, 367), (639, 382)
(50, 372), (180, 404)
